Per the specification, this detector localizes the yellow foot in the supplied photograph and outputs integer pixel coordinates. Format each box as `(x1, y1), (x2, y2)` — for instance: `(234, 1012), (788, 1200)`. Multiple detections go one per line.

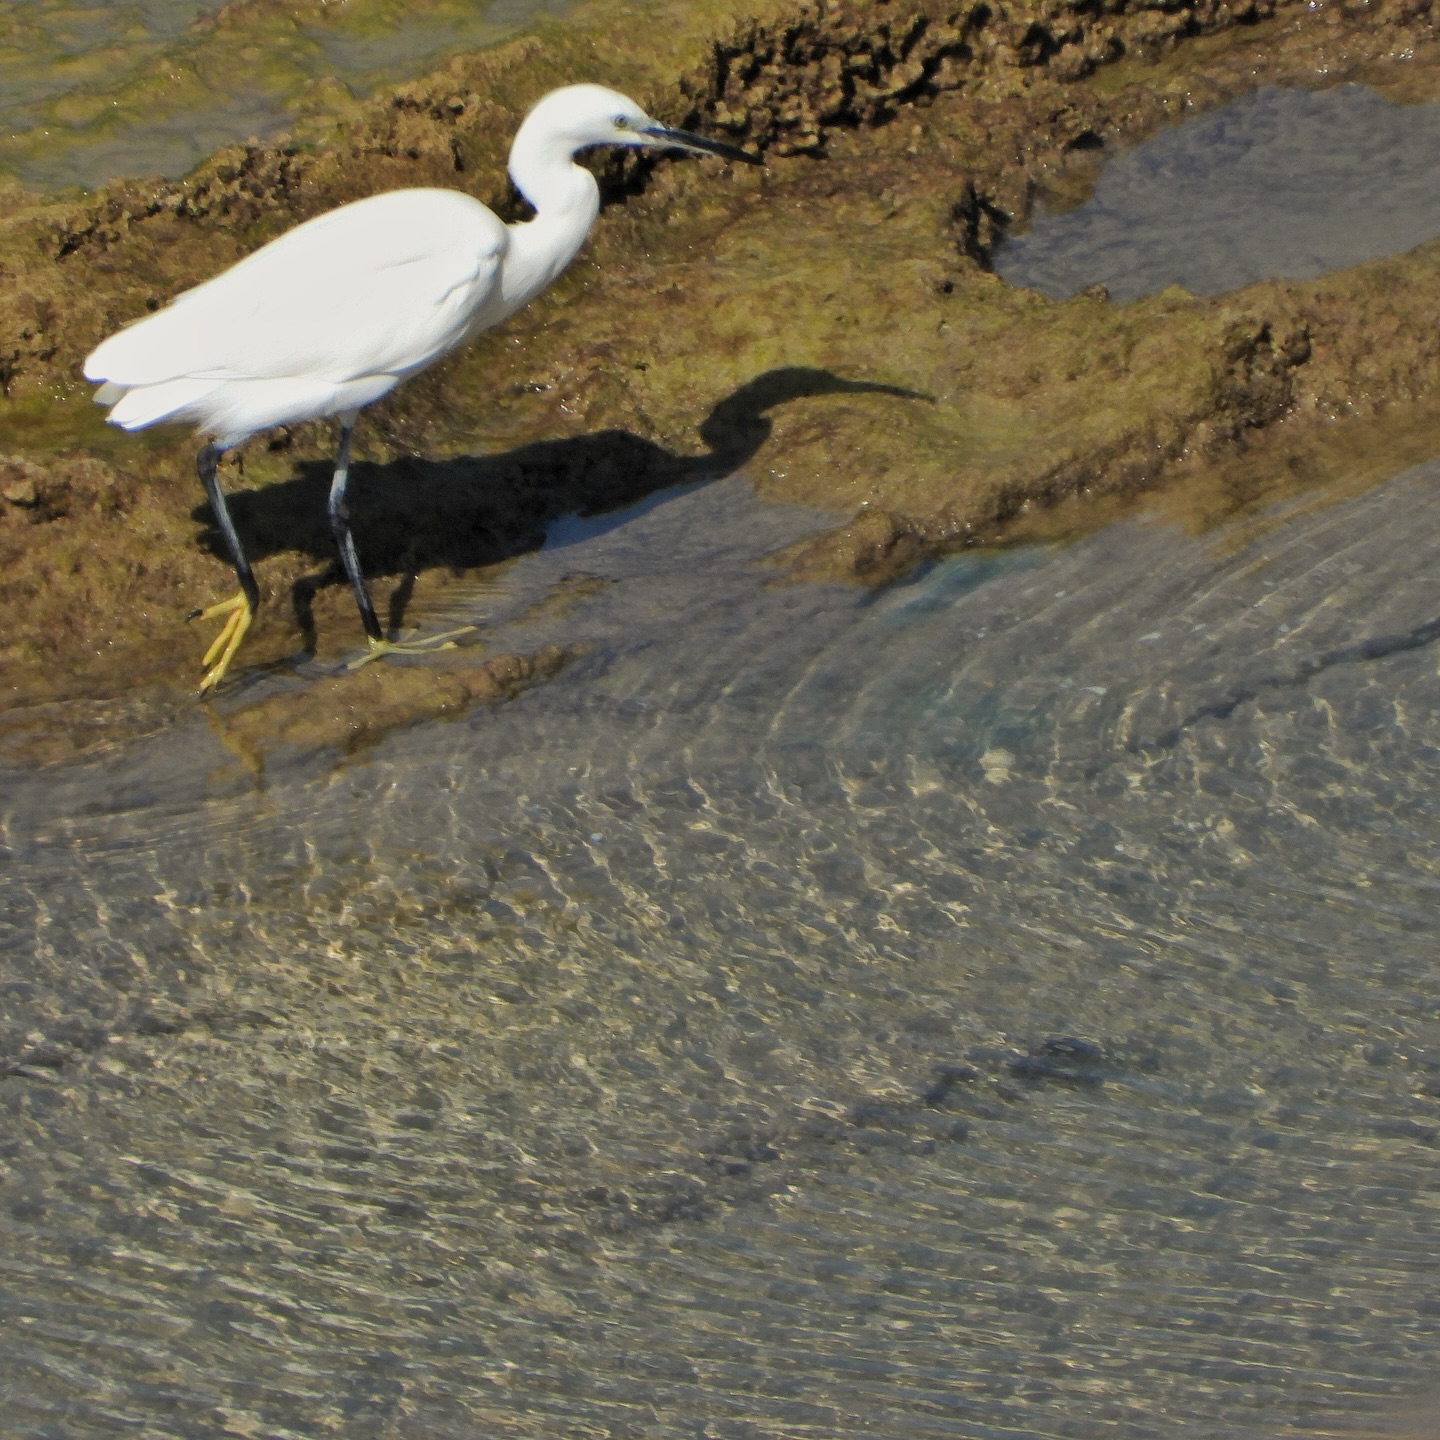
(191, 591), (254, 695)
(345, 626), (477, 672)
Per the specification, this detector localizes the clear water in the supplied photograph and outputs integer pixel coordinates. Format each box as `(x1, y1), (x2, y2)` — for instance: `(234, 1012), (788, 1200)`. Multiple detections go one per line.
(6, 465), (1440, 1438)
(996, 84), (1440, 301)
(4, 76), (1440, 1440)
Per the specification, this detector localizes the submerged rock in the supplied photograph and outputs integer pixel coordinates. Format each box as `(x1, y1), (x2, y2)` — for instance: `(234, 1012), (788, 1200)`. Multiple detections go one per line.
(2, 0), (1440, 731)
(213, 642), (575, 769)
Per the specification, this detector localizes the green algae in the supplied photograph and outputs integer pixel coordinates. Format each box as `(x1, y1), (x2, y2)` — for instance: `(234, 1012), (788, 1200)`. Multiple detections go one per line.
(0, 388), (151, 457)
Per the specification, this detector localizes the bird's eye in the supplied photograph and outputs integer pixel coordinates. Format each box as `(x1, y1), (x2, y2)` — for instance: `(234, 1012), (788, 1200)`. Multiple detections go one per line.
(613, 114), (630, 129)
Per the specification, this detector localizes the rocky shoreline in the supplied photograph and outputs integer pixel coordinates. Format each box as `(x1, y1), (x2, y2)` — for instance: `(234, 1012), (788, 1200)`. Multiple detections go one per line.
(3, 0), (1440, 753)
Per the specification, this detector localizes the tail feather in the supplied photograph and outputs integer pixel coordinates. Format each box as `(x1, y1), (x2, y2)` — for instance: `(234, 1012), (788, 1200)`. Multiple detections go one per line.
(84, 306), (212, 388)
(105, 377), (223, 431)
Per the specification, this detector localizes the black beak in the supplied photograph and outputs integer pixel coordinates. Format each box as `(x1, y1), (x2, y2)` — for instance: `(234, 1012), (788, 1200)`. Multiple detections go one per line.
(640, 124), (763, 166)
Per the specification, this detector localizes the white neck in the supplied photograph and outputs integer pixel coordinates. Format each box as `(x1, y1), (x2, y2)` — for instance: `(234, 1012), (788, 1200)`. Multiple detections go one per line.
(499, 125), (603, 314)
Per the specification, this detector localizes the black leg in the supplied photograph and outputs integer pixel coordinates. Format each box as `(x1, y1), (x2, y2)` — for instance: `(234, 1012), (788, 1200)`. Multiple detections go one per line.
(192, 442), (263, 693)
(197, 442), (258, 613)
(327, 419), (384, 643)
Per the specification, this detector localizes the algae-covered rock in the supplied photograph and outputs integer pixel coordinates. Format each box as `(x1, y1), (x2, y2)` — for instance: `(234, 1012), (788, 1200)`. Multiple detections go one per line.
(212, 642), (575, 770)
(2, 0), (1440, 737)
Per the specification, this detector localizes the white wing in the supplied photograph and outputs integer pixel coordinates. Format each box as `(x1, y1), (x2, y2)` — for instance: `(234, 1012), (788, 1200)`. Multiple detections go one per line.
(85, 189), (508, 389)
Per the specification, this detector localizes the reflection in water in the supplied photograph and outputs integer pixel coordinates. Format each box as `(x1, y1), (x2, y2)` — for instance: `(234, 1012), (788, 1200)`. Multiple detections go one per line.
(996, 84), (1440, 301)
(3, 460), (1440, 1437)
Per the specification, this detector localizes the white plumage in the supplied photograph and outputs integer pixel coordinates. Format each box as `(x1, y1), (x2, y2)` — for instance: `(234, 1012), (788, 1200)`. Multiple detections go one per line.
(87, 189), (508, 447)
(82, 83), (758, 692)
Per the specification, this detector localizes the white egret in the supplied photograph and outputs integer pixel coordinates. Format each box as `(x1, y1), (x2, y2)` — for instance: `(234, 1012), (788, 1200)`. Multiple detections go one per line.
(84, 84), (759, 692)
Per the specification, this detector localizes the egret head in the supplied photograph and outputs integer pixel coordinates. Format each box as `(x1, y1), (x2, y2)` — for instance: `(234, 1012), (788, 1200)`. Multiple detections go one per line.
(518, 84), (760, 167)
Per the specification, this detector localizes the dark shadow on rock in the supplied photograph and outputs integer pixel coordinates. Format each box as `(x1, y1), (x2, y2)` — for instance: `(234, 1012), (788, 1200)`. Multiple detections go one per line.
(191, 367), (927, 639)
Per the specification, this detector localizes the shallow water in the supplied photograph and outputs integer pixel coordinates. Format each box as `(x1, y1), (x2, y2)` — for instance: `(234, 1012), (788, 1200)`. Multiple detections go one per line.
(6, 465), (1440, 1439)
(996, 84), (1440, 301)
(4, 65), (1440, 1440)
(0, 0), (567, 192)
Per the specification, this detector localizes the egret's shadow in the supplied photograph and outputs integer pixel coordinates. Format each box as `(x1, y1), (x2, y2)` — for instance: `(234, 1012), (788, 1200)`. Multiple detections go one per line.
(193, 367), (927, 643)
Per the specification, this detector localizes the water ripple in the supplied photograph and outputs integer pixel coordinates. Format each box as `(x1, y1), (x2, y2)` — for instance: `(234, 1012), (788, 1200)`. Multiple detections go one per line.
(3, 466), (1440, 1435)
